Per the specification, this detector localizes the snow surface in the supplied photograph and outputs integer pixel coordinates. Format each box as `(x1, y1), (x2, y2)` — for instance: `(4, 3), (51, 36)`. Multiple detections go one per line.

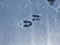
(0, 0), (60, 45)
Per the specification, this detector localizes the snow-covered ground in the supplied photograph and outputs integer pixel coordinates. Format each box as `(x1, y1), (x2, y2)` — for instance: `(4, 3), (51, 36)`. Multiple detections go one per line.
(0, 0), (60, 45)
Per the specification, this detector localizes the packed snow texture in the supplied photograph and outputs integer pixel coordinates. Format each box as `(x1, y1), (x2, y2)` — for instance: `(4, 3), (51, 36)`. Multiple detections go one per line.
(0, 0), (60, 45)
